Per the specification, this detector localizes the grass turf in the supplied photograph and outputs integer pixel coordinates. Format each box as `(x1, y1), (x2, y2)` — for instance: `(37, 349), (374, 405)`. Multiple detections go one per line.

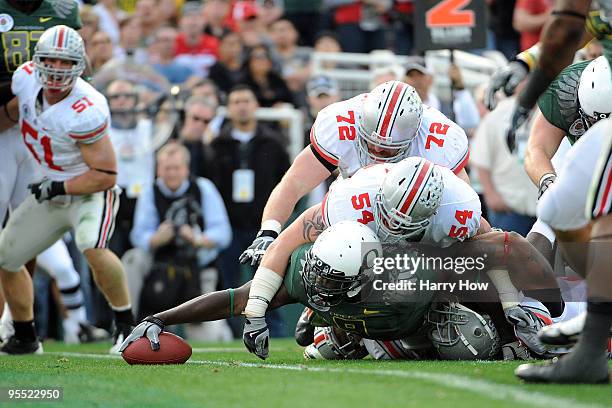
(1, 339), (611, 408)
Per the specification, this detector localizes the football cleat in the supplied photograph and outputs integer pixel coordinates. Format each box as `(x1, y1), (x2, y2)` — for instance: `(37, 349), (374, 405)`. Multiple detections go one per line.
(0, 305), (14, 342)
(110, 323), (134, 355)
(515, 354), (610, 384)
(0, 336), (43, 355)
(501, 341), (531, 361)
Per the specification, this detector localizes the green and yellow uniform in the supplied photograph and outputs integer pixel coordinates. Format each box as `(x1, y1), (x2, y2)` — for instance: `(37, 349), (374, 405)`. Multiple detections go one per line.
(537, 60), (591, 144)
(283, 244), (435, 340)
(0, 0), (81, 87)
(586, 10), (612, 64)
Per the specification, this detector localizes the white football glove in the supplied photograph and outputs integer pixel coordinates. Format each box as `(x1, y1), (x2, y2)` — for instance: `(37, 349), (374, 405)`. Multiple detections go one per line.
(243, 316), (269, 360)
(118, 316), (164, 352)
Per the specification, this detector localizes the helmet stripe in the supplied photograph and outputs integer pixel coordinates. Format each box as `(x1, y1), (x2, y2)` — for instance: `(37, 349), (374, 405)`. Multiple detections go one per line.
(57, 26), (66, 49)
(399, 160), (432, 214)
(378, 82), (406, 139)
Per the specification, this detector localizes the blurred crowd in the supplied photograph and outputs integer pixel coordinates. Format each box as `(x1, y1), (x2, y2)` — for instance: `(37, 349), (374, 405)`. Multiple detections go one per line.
(36, 0), (604, 341)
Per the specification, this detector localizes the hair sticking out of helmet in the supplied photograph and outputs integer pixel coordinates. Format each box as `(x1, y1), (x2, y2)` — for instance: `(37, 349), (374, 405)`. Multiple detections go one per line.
(578, 56), (612, 130)
(357, 81), (423, 166)
(33, 25), (86, 92)
(374, 157), (444, 243)
(302, 221), (382, 311)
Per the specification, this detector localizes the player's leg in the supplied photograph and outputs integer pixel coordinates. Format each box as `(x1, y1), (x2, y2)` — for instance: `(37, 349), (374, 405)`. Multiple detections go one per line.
(70, 188), (134, 351)
(37, 239), (109, 343)
(0, 196), (70, 354)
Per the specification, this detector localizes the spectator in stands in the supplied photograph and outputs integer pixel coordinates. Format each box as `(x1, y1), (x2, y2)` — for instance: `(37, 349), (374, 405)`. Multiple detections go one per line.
(239, 44), (294, 107)
(79, 5), (100, 51)
(488, 0), (520, 60)
(208, 31), (244, 96)
(269, 19), (311, 95)
(312, 31), (342, 70)
(115, 15), (148, 65)
(148, 27), (194, 85)
(233, 1), (270, 47)
(304, 75), (340, 144)
(391, 0), (414, 55)
(88, 31), (115, 74)
(106, 79), (155, 258)
(513, 0), (553, 51)
(324, 0), (391, 53)
(205, 85), (289, 310)
(283, 0), (322, 46)
(174, 2), (220, 78)
(180, 96), (218, 176)
(134, 0), (163, 39)
(203, 0), (235, 39)
(404, 57), (480, 133)
(130, 143), (231, 322)
(470, 91), (538, 236)
(92, 0), (125, 46)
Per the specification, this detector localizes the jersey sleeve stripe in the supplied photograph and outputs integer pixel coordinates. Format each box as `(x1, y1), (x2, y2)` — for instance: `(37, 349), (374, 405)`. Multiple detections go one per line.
(451, 149), (470, 174)
(309, 127), (339, 167)
(399, 161), (432, 214)
(69, 121), (108, 141)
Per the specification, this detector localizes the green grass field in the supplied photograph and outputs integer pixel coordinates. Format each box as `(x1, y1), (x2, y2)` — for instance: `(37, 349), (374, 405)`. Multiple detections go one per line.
(1, 339), (611, 408)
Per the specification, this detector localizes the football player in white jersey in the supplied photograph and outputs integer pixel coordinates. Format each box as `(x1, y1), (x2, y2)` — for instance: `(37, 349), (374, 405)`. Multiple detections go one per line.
(239, 80), (471, 267)
(243, 157), (557, 359)
(516, 118), (612, 384)
(0, 25), (133, 354)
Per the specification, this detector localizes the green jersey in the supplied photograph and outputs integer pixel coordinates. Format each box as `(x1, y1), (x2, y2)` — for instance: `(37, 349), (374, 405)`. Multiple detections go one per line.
(537, 60), (590, 144)
(586, 10), (612, 65)
(284, 244), (435, 340)
(0, 0), (81, 84)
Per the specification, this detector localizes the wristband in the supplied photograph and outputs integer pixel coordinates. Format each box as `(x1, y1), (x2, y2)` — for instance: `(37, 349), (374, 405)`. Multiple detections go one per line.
(539, 173), (556, 188)
(261, 219), (282, 235)
(145, 315), (165, 330)
(51, 181), (67, 196)
(244, 267), (283, 317)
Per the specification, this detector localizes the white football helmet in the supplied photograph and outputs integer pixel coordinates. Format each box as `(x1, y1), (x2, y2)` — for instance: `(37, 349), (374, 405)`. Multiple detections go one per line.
(357, 81), (423, 165)
(303, 326), (368, 360)
(302, 220), (382, 310)
(427, 302), (501, 360)
(33, 25), (86, 92)
(374, 157), (444, 243)
(578, 56), (612, 130)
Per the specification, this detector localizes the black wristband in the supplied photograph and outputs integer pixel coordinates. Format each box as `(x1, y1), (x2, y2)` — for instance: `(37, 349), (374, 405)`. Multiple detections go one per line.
(257, 229), (279, 239)
(144, 315), (165, 330)
(50, 181), (66, 197)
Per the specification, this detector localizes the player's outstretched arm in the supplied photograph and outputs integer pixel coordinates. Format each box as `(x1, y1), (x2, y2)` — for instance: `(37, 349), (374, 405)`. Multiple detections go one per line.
(240, 147), (331, 266)
(524, 110), (565, 189)
(119, 282), (296, 351)
(65, 135), (117, 195)
(0, 97), (19, 132)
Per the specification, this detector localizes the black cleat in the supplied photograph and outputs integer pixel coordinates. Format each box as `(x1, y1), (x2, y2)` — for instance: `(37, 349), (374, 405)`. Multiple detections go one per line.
(79, 322), (110, 343)
(515, 353), (610, 384)
(0, 336), (43, 355)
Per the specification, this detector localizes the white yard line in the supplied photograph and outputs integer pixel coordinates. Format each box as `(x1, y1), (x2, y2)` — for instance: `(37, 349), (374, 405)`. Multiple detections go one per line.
(47, 352), (605, 408)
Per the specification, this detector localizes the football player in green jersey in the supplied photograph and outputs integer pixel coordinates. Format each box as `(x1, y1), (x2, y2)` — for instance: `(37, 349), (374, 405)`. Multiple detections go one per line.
(0, 0), (81, 105)
(117, 222), (446, 355)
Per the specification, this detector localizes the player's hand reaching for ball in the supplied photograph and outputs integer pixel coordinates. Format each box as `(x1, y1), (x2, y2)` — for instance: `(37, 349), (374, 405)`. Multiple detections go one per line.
(118, 316), (165, 352)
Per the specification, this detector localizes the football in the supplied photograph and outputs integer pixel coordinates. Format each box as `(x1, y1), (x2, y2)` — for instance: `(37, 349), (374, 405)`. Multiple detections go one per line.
(122, 332), (192, 365)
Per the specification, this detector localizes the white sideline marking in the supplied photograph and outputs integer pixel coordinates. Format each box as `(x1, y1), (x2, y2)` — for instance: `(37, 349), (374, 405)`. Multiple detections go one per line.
(48, 352), (604, 408)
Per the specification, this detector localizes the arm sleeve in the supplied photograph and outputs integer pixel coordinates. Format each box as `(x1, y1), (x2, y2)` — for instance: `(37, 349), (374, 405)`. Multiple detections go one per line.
(68, 107), (110, 144)
(198, 178), (232, 250)
(130, 186), (159, 251)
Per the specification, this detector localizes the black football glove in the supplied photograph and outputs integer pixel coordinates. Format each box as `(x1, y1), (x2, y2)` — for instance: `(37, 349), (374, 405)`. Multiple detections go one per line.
(239, 230), (278, 267)
(28, 178), (66, 203)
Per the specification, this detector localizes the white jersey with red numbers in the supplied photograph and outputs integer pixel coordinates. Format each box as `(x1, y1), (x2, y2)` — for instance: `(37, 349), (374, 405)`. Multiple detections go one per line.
(322, 163), (481, 247)
(11, 61), (111, 182)
(309, 96), (469, 179)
